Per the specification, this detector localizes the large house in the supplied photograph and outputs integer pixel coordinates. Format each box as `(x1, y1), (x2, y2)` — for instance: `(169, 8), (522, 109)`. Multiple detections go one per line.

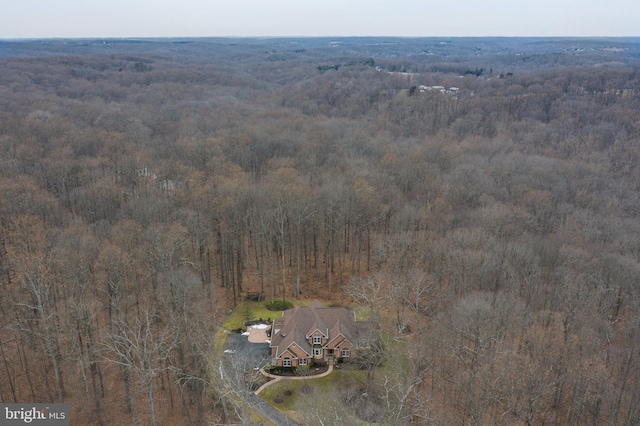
(270, 301), (374, 367)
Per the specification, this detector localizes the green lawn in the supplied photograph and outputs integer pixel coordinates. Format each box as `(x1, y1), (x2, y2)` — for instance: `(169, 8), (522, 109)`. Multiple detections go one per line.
(260, 369), (367, 411)
(222, 299), (316, 331)
(222, 300), (282, 330)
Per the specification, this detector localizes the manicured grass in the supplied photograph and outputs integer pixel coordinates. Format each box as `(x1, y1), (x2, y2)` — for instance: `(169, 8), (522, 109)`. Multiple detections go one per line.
(260, 369), (366, 411)
(222, 300), (282, 330)
(259, 382), (300, 411)
(222, 299), (314, 331)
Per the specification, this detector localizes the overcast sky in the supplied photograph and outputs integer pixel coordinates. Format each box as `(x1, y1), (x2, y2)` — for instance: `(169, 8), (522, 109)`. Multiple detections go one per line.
(1, 0), (638, 39)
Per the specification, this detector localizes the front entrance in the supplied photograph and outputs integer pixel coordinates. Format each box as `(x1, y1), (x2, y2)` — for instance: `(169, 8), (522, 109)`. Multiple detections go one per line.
(313, 346), (323, 359)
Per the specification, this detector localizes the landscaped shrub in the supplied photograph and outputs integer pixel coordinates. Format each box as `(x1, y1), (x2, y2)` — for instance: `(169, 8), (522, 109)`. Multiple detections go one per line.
(266, 300), (293, 311)
(265, 365), (297, 375)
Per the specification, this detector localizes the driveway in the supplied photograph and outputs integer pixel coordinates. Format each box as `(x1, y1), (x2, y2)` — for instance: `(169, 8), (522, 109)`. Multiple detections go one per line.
(223, 332), (300, 425)
(246, 324), (271, 343)
(224, 332), (271, 370)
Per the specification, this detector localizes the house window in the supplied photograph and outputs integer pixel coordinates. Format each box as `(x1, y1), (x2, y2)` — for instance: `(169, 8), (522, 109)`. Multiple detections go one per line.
(299, 358), (307, 366)
(341, 349), (350, 358)
(313, 347), (323, 357)
(283, 358), (291, 367)
(313, 334), (321, 344)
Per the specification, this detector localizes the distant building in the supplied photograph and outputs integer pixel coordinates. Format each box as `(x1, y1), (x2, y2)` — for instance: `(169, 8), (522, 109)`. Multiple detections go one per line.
(417, 85), (459, 95)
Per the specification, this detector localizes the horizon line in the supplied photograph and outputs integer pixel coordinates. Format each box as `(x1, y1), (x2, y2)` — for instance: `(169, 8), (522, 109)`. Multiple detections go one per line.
(2, 35), (639, 41)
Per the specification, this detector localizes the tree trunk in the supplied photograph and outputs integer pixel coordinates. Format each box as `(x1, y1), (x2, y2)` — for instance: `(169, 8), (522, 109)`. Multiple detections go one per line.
(0, 335), (17, 402)
(17, 332), (36, 401)
(281, 244), (286, 301)
(235, 241), (242, 295)
(255, 239), (264, 295)
(200, 242), (211, 298)
(123, 364), (137, 426)
(296, 232), (302, 299)
(337, 230), (343, 292)
(147, 379), (157, 426)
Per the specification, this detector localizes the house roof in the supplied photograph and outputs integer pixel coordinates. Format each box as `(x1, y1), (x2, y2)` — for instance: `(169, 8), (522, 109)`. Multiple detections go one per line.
(270, 301), (373, 359)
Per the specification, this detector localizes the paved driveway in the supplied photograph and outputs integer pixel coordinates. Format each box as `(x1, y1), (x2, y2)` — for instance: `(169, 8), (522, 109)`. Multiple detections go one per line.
(223, 333), (300, 425)
(224, 332), (271, 370)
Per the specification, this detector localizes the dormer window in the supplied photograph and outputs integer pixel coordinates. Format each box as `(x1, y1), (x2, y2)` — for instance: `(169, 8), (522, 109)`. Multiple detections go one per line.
(313, 334), (321, 344)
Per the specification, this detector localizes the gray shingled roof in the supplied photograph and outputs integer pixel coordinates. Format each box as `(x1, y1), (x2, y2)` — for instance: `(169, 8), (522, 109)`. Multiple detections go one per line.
(270, 301), (372, 359)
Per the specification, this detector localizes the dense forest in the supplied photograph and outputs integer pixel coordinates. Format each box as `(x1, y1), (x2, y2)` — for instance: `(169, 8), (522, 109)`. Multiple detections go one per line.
(1, 37), (640, 425)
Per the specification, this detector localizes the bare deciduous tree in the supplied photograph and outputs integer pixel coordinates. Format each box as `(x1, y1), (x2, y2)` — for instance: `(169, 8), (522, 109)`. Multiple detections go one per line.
(346, 271), (390, 323)
(102, 311), (176, 426)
